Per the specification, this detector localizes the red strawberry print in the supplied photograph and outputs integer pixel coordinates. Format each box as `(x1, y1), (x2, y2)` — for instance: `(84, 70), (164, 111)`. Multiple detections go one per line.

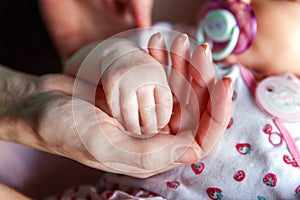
(236, 143), (252, 155)
(262, 124), (283, 146)
(283, 154), (299, 167)
(234, 170), (246, 182)
(206, 188), (223, 200)
(292, 161), (299, 167)
(166, 181), (180, 189)
(191, 162), (205, 175)
(296, 185), (300, 193)
(283, 154), (292, 164)
(263, 124), (272, 133)
(294, 185), (300, 199)
(232, 90), (237, 101)
(263, 173), (277, 187)
(227, 118), (234, 129)
(105, 191), (115, 199)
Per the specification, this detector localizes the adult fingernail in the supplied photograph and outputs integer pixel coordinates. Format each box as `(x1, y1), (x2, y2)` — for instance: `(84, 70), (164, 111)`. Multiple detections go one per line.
(182, 34), (190, 49)
(154, 32), (163, 42)
(201, 43), (212, 62)
(152, 32), (166, 50)
(223, 77), (234, 99)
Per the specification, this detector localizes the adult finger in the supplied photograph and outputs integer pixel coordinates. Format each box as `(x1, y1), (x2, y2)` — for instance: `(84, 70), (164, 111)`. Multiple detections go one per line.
(190, 43), (215, 90)
(72, 99), (201, 171)
(169, 34), (191, 105)
(39, 0), (75, 59)
(79, 111), (203, 176)
(130, 0), (153, 27)
(148, 32), (168, 66)
(170, 34), (191, 81)
(189, 43), (215, 111)
(195, 78), (233, 156)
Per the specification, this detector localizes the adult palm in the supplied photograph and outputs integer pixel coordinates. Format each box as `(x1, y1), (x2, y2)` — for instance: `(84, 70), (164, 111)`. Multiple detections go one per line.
(5, 71), (198, 178)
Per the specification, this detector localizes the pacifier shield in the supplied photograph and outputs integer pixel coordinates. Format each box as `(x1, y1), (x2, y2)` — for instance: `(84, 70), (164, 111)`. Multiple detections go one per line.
(256, 75), (300, 122)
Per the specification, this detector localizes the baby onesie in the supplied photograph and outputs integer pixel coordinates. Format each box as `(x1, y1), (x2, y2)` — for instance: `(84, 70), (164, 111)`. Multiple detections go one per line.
(49, 63), (300, 200)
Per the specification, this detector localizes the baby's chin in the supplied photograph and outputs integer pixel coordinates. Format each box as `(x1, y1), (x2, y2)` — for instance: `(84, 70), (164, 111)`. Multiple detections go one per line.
(247, 66), (300, 81)
(242, 66), (281, 81)
(251, 69), (268, 81)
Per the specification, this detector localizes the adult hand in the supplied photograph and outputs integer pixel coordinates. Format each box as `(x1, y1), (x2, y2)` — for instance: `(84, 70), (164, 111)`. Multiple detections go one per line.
(40, 0), (153, 60)
(61, 33), (232, 177)
(0, 65), (199, 179)
(148, 33), (233, 157)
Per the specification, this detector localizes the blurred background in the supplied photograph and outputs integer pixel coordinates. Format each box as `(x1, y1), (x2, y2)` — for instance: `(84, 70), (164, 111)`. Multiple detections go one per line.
(0, 0), (61, 74)
(0, 0), (200, 75)
(0, 0), (201, 198)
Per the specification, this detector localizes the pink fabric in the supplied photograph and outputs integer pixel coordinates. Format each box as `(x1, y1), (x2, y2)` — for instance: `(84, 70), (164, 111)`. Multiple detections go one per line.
(274, 119), (300, 168)
(0, 141), (102, 198)
(46, 64), (300, 200)
(239, 65), (300, 168)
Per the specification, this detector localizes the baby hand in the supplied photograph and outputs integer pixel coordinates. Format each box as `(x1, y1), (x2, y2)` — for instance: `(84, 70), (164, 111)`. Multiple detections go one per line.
(100, 39), (173, 137)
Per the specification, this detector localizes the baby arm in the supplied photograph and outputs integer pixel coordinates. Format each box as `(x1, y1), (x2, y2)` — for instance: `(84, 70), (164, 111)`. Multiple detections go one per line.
(64, 37), (173, 137)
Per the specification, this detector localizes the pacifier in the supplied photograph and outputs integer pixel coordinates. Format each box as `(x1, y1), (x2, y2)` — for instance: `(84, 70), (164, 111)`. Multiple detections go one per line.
(255, 74), (300, 122)
(197, 0), (257, 61)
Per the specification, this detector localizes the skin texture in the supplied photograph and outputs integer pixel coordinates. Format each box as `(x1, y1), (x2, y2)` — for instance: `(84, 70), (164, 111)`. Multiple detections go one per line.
(40, 0), (153, 61)
(1, 0), (155, 197)
(224, 0), (300, 78)
(63, 33), (232, 173)
(10, 0), (299, 198)
(0, 182), (31, 200)
(65, 38), (173, 136)
(0, 35), (232, 198)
